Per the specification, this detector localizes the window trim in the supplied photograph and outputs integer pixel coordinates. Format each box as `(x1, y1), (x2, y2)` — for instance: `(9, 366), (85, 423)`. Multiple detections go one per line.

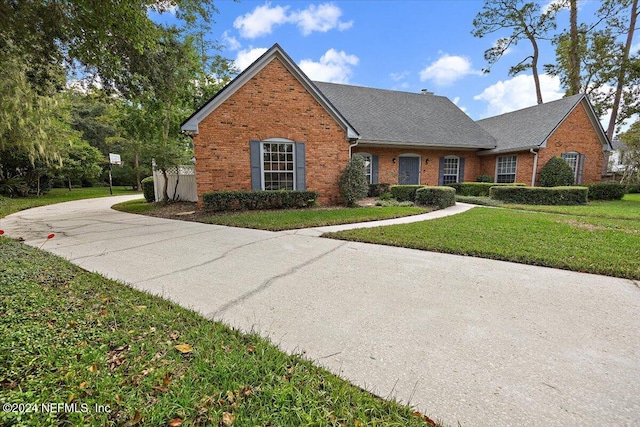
(561, 151), (579, 182)
(354, 152), (373, 184)
(260, 138), (296, 191)
(442, 155), (459, 185)
(495, 155), (518, 183)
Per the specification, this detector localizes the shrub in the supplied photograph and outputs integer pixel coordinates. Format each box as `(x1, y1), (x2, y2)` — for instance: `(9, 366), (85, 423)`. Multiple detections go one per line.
(539, 157), (575, 187)
(377, 192), (393, 201)
(375, 199), (415, 207)
(142, 176), (155, 202)
(627, 184), (640, 194)
(586, 182), (627, 200)
(476, 174), (493, 183)
(490, 186), (588, 205)
(202, 190), (319, 212)
(446, 182), (525, 197)
(368, 183), (390, 197)
(390, 185), (423, 202)
(338, 156), (369, 206)
(415, 186), (456, 209)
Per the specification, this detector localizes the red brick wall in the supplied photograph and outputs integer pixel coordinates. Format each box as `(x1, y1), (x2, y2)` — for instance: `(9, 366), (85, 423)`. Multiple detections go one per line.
(353, 147), (480, 185)
(480, 102), (606, 185)
(192, 57), (349, 205)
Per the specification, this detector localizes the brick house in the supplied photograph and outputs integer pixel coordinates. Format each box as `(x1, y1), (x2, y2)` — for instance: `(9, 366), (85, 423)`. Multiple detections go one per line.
(181, 44), (612, 205)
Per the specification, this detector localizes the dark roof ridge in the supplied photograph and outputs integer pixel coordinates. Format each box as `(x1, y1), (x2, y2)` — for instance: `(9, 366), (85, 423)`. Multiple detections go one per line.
(478, 93), (584, 122)
(312, 80), (446, 98)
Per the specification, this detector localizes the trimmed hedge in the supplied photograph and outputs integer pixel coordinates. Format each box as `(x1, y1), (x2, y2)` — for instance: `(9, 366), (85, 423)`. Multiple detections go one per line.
(368, 183), (390, 197)
(390, 185), (423, 202)
(415, 186), (456, 209)
(446, 182), (525, 197)
(142, 176), (155, 202)
(490, 186), (588, 205)
(628, 184), (640, 194)
(586, 182), (627, 200)
(202, 190), (319, 212)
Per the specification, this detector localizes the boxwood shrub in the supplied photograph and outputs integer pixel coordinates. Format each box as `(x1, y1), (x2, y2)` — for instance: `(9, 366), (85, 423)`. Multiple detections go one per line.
(368, 183), (390, 197)
(489, 186), (588, 205)
(415, 186), (456, 209)
(446, 182), (525, 197)
(202, 190), (319, 211)
(628, 184), (640, 194)
(586, 182), (627, 200)
(141, 176), (155, 202)
(390, 185), (423, 202)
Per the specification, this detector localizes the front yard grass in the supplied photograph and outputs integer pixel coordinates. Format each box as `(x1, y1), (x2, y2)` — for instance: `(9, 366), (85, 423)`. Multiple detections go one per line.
(324, 204), (640, 280)
(112, 199), (430, 231)
(0, 238), (438, 426)
(503, 193), (640, 220)
(197, 206), (429, 231)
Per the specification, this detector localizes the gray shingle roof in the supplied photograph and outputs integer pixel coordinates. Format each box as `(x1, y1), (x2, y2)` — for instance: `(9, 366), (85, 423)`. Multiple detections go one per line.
(314, 82), (496, 149)
(477, 94), (584, 154)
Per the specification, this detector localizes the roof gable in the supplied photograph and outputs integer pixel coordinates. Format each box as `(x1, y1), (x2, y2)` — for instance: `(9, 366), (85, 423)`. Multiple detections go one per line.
(314, 82), (496, 149)
(181, 44), (358, 139)
(477, 94), (612, 154)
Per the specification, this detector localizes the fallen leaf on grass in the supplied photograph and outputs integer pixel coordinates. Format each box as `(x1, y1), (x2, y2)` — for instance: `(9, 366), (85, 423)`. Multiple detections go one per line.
(168, 418), (183, 426)
(88, 363), (98, 373)
(130, 410), (142, 426)
(174, 344), (193, 354)
(222, 412), (235, 426)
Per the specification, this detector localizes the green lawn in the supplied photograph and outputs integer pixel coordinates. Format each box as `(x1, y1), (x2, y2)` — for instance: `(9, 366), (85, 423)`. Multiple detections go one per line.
(0, 187), (137, 218)
(197, 206), (429, 231)
(325, 198), (640, 279)
(111, 198), (157, 214)
(503, 193), (640, 220)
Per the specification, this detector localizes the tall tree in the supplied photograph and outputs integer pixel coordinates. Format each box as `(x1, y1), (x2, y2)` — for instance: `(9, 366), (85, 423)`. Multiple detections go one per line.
(606, 0), (639, 140)
(472, 0), (560, 104)
(568, 0), (581, 95)
(549, 0), (640, 137)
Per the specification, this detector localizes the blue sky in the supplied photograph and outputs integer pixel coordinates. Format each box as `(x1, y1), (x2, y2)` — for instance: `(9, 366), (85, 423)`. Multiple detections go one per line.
(154, 0), (604, 120)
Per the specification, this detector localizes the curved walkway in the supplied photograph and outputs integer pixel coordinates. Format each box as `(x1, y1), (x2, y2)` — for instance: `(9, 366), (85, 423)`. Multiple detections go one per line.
(1, 195), (639, 427)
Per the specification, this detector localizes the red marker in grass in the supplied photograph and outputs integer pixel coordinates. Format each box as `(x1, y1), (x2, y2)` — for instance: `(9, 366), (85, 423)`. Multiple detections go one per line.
(39, 233), (55, 249)
(0, 230), (4, 235)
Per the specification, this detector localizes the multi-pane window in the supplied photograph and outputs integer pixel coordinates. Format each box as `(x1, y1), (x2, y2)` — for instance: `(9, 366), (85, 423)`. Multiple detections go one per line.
(442, 156), (459, 184)
(561, 152), (578, 179)
(496, 155), (517, 183)
(355, 153), (372, 184)
(262, 143), (294, 190)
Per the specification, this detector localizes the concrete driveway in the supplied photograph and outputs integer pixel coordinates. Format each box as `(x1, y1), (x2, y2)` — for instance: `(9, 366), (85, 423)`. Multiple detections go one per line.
(2, 195), (639, 426)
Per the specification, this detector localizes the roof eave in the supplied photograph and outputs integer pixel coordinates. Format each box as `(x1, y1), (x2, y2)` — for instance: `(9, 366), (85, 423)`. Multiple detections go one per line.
(358, 139), (495, 150)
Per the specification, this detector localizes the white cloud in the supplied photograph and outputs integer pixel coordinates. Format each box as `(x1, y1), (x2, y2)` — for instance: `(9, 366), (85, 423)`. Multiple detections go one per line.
(473, 74), (564, 117)
(299, 49), (359, 83)
(541, 0), (568, 14)
(233, 3), (289, 39)
(222, 30), (241, 51)
(419, 54), (482, 86)
(389, 71), (410, 81)
(452, 96), (467, 113)
(233, 2), (352, 39)
(289, 3), (353, 36)
(233, 47), (268, 72)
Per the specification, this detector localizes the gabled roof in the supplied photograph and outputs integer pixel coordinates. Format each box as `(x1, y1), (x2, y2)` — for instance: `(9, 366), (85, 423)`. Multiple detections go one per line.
(477, 94), (612, 154)
(181, 44), (358, 139)
(314, 82), (497, 149)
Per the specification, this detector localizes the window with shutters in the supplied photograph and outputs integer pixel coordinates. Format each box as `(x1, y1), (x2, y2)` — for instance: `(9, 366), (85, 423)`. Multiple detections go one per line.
(561, 152), (579, 182)
(262, 142), (295, 190)
(442, 156), (459, 184)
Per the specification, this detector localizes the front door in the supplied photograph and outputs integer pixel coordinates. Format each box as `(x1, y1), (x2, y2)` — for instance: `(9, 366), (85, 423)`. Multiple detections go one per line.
(398, 156), (419, 185)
